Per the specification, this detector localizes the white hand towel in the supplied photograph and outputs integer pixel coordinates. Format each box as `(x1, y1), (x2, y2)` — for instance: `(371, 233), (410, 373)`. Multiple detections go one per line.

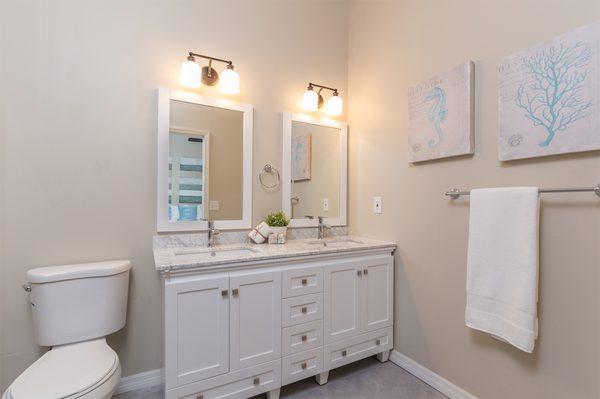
(465, 187), (540, 353)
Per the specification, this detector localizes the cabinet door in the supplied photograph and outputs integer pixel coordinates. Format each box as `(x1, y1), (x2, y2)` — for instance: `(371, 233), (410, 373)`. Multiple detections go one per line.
(324, 261), (362, 343)
(164, 274), (229, 389)
(360, 256), (394, 333)
(230, 269), (282, 370)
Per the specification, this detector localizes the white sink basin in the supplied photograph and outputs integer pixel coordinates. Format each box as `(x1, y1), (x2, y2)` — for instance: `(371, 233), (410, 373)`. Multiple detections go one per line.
(174, 247), (258, 261)
(306, 238), (364, 248)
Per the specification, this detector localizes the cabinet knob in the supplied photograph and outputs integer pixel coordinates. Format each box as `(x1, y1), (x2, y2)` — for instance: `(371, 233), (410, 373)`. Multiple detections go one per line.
(232, 288), (239, 297)
(253, 377), (260, 385)
(301, 306), (308, 314)
(301, 362), (308, 370)
(341, 350), (347, 357)
(221, 290), (228, 297)
(376, 339), (381, 346)
(363, 269), (368, 275)
(301, 278), (308, 286)
(357, 270), (362, 276)
(301, 334), (308, 342)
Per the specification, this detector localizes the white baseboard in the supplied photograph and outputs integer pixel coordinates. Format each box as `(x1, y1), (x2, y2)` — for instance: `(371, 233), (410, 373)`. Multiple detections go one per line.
(389, 350), (477, 399)
(114, 368), (164, 395)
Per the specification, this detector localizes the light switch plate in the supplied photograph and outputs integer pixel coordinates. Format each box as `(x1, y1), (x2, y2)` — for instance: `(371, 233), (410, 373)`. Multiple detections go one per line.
(209, 200), (220, 211)
(323, 198), (329, 211)
(373, 196), (382, 214)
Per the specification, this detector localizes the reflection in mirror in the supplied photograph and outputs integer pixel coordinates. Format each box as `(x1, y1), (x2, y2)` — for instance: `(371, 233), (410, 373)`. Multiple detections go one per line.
(169, 100), (243, 222)
(282, 112), (347, 228)
(290, 121), (340, 220)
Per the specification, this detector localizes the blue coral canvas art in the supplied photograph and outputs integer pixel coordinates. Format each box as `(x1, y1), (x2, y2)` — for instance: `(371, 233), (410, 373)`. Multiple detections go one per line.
(408, 61), (475, 162)
(498, 21), (600, 160)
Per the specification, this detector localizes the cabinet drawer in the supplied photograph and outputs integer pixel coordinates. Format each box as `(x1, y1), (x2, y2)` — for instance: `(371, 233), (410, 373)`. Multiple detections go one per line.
(324, 327), (393, 371)
(167, 360), (281, 399)
(282, 319), (323, 356)
(282, 267), (323, 298)
(282, 348), (323, 385)
(282, 293), (323, 327)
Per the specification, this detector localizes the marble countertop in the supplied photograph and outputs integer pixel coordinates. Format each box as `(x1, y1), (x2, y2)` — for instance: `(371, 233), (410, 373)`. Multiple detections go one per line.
(153, 235), (396, 272)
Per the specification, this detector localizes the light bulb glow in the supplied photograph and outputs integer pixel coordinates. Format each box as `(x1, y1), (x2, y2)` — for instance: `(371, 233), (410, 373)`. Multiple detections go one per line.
(326, 94), (343, 116)
(220, 67), (240, 94)
(180, 60), (201, 88)
(302, 89), (319, 111)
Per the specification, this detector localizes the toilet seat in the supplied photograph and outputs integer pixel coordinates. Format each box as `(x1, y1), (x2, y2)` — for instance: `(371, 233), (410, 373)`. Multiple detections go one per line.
(4, 338), (120, 399)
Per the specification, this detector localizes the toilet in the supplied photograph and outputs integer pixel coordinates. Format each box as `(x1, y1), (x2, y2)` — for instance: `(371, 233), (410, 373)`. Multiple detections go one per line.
(2, 260), (132, 399)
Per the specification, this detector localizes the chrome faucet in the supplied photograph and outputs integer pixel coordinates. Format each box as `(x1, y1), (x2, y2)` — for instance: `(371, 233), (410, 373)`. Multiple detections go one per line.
(207, 221), (220, 247)
(317, 216), (331, 240)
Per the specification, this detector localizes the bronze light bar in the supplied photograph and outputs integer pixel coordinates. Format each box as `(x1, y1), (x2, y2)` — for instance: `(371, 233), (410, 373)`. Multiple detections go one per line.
(306, 82), (339, 109)
(185, 52), (236, 87)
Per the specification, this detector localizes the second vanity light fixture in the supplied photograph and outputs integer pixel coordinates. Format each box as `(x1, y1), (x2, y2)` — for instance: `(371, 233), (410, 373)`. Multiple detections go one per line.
(302, 83), (343, 116)
(180, 51), (240, 94)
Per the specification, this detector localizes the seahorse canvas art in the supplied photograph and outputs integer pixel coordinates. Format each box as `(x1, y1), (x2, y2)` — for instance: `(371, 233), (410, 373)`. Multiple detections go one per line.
(408, 61), (474, 162)
(498, 21), (600, 160)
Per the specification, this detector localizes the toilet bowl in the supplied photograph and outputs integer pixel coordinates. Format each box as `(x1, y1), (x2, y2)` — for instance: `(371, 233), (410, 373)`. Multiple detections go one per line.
(3, 339), (121, 399)
(2, 260), (131, 399)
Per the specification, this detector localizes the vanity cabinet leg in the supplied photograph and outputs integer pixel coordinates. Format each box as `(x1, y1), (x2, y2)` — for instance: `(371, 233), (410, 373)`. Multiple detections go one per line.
(266, 388), (280, 399)
(315, 371), (329, 385)
(377, 350), (391, 363)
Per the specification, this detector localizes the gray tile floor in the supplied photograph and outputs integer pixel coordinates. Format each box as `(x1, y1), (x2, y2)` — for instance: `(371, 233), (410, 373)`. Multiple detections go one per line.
(113, 357), (447, 399)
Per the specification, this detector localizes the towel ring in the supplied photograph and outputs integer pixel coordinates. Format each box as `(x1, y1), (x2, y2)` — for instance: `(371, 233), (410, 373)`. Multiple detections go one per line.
(259, 164), (280, 189)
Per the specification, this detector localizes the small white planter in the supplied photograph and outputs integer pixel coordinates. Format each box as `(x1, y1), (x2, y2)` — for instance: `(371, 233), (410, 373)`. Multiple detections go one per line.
(268, 226), (287, 236)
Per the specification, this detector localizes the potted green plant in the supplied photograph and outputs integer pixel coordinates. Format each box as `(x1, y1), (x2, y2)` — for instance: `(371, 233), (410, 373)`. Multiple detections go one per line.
(265, 211), (290, 238)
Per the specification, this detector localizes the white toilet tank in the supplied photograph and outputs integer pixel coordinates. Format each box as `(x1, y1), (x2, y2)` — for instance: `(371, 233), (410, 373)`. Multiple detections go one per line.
(25, 260), (132, 346)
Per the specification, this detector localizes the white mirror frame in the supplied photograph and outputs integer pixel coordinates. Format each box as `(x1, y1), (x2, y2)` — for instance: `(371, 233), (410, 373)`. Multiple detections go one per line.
(157, 88), (253, 232)
(282, 112), (347, 228)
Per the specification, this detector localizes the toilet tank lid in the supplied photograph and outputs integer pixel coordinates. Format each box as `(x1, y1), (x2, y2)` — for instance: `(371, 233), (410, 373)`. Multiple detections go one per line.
(27, 260), (132, 284)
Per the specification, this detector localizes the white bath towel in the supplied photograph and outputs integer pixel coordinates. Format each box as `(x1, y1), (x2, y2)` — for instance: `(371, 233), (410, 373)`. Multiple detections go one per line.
(465, 187), (540, 353)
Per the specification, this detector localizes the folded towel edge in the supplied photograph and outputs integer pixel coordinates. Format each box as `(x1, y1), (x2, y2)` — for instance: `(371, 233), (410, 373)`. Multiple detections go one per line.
(466, 308), (536, 353)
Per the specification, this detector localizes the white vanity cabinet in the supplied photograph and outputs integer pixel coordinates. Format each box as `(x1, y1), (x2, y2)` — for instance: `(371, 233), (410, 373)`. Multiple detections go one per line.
(162, 249), (394, 399)
(324, 255), (393, 342)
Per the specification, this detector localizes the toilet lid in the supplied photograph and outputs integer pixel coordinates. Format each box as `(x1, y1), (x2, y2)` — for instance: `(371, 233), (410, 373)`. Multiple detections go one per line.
(8, 339), (118, 399)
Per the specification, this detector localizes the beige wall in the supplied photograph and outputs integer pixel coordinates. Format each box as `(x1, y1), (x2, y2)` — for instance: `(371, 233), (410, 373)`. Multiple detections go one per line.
(291, 122), (341, 219)
(0, 0), (348, 391)
(347, 1), (600, 398)
(170, 100), (244, 220)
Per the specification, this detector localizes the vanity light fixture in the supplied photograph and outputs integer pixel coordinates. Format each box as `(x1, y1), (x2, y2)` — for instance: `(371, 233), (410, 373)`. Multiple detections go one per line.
(180, 52), (240, 94)
(301, 83), (343, 116)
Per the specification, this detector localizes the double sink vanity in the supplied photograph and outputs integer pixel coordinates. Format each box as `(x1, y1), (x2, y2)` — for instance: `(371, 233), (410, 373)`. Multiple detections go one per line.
(153, 88), (395, 398)
(154, 235), (395, 399)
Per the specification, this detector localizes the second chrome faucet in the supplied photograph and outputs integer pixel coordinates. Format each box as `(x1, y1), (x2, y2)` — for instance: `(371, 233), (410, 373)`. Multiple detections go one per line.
(207, 221), (220, 247)
(317, 216), (331, 240)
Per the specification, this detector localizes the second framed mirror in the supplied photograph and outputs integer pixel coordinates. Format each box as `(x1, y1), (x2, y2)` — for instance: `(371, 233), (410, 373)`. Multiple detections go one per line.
(282, 112), (347, 228)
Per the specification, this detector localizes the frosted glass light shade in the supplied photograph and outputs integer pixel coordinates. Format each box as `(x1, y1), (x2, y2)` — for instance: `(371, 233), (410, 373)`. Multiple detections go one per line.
(220, 67), (240, 94)
(302, 89), (319, 111)
(180, 60), (201, 88)
(326, 94), (343, 116)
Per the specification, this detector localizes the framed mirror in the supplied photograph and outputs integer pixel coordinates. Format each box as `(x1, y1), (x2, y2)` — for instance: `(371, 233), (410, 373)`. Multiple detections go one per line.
(157, 88), (253, 232)
(282, 112), (347, 227)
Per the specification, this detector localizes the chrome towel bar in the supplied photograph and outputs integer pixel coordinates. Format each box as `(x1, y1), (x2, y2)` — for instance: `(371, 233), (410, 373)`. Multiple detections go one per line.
(445, 184), (600, 199)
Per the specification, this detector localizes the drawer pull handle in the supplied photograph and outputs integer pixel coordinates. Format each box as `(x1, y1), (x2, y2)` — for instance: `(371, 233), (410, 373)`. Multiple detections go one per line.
(253, 377), (260, 385)
(221, 290), (228, 297)
(232, 288), (239, 297)
(301, 306), (308, 314)
(302, 334), (308, 342)
(301, 362), (308, 370)
(363, 269), (368, 275)
(301, 278), (308, 286)
(196, 395), (203, 399)
(376, 339), (381, 346)
(357, 270), (362, 276)
(342, 350), (347, 357)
